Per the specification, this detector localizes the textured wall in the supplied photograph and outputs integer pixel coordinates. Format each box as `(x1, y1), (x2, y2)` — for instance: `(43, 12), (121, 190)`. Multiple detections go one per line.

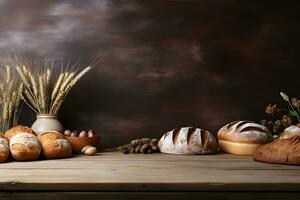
(0, 0), (299, 147)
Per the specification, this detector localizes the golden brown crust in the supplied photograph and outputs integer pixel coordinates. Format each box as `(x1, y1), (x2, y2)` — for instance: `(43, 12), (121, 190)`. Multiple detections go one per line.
(0, 135), (9, 162)
(253, 136), (300, 165)
(38, 131), (72, 159)
(218, 121), (273, 144)
(9, 133), (41, 161)
(4, 125), (34, 139)
(10, 143), (40, 161)
(219, 139), (264, 156)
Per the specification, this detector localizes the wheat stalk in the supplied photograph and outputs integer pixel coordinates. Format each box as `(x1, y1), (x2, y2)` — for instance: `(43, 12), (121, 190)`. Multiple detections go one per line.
(16, 59), (93, 116)
(0, 65), (23, 132)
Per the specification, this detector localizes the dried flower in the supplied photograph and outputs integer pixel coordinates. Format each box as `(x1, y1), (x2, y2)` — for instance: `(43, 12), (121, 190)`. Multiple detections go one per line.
(265, 104), (277, 115)
(292, 98), (300, 108)
(281, 115), (293, 127)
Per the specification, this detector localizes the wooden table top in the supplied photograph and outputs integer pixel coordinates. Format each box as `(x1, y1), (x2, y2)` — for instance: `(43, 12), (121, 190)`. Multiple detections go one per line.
(0, 152), (300, 192)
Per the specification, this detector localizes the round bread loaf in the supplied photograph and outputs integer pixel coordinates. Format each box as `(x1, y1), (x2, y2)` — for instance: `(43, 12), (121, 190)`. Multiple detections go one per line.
(158, 127), (218, 155)
(217, 121), (273, 155)
(10, 132), (41, 161)
(0, 134), (9, 162)
(280, 125), (300, 139)
(38, 131), (72, 159)
(5, 125), (34, 140)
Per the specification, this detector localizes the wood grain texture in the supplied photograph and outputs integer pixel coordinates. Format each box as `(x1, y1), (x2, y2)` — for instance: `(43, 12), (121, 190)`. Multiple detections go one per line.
(0, 152), (300, 192)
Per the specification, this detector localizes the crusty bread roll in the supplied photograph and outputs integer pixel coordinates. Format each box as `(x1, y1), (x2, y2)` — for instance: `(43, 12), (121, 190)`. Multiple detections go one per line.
(158, 127), (218, 155)
(10, 132), (41, 161)
(280, 125), (300, 139)
(253, 136), (300, 165)
(218, 121), (273, 155)
(38, 131), (72, 159)
(0, 134), (9, 162)
(4, 125), (34, 140)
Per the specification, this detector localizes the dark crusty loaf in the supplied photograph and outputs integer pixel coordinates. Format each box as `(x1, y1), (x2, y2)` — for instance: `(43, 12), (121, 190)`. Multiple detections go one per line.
(253, 136), (300, 165)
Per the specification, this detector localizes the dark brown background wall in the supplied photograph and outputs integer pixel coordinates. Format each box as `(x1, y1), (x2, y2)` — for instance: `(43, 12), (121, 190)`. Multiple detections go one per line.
(0, 0), (299, 147)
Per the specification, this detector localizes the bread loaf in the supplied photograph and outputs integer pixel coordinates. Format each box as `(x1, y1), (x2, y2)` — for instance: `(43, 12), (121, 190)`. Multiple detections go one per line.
(279, 125), (300, 139)
(158, 127), (218, 155)
(218, 121), (273, 155)
(253, 136), (300, 165)
(38, 131), (72, 159)
(0, 134), (9, 162)
(9, 132), (41, 161)
(4, 125), (34, 140)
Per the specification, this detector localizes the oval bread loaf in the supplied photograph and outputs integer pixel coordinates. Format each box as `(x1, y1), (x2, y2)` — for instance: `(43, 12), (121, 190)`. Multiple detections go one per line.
(10, 132), (41, 161)
(38, 131), (72, 159)
(0, 134), (9, 162)
(158, 127), (218, 155)
(217, 121), (273, 155)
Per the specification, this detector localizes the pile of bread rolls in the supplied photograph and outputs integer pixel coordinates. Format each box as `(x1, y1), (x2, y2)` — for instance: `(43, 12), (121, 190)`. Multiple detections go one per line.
(0, 125), (98, 163)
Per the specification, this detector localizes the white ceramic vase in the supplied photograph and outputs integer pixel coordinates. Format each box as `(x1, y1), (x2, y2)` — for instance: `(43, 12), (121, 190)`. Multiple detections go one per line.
(31, 114), (64, 135)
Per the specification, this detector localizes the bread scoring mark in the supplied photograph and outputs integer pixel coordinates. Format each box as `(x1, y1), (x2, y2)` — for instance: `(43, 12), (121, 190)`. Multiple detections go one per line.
(187, 127), (195, 145)
(227, 121), (239, 129)
(200, 130), (209, 146)
(236, 121), (254, 129)
(172, 128), (180, 145)
(240, 127), (265, 133)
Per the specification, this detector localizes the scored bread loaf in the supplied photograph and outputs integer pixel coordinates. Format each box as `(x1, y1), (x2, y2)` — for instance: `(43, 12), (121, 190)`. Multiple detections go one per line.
(158, 127), (218, 155)
(217, 121), (273, 155)
(38, 131), (72, 159)
(279, 125), (300, 139)
(9, 132), (41, 161)
(0, 134), (9, 162)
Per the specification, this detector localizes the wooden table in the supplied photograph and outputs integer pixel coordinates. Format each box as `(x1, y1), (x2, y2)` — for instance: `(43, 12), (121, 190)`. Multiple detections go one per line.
(0, 152), (300, 200)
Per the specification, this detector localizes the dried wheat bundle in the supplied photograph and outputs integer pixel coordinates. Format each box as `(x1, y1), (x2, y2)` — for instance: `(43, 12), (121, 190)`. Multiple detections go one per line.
(16, 59), (92, 115)
(0, 65), (23, 132)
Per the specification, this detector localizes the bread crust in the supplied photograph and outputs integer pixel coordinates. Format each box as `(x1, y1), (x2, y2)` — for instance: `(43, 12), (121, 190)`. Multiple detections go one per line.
(0, 135), (9, 162)
(10, 132), (41, 161)
(218, 121), (272, 144)
(219, 139), (263, 156)
(4, 125), (34, 140)
(253, 136), (300, 165)
(38, 131), (72, 159)
(158, 127), (218, 155)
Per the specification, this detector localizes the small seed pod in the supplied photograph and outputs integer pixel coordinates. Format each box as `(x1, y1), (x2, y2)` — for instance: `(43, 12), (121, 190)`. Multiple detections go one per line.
(129, 146), (135, 154)
(88, 130), (94, 137)
(141, 143), (150, 153)
(141, 138), (151, 144)
(131, 139), (143, 147)
(135, 144), (142, 153)
(151, 145), (159, 152)
(71, 130), (78, 137)
(64, 129), (71, 136)
(150, 138), (159, 146)
(119, 146), (129, 154)
(79, 131), (87, 137)
(147, 148), (153, 154)
(81, 145), (97, 156)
